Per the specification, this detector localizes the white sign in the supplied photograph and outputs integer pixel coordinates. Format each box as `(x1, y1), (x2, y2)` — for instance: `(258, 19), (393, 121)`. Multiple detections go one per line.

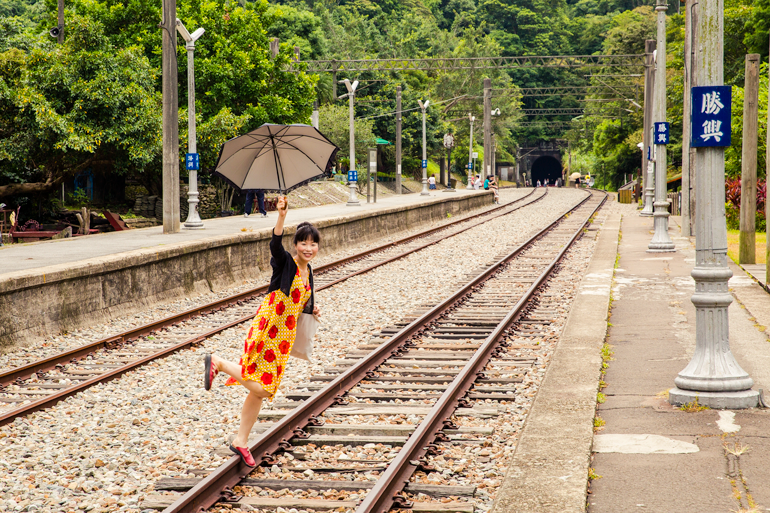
(472, 152), (478, 159)
(397, 165), (401, 175)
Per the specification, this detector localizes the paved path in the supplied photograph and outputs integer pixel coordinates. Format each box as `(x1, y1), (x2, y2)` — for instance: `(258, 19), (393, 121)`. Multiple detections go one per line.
(0, 189), (483, 276)
(589, 214), (770, 512)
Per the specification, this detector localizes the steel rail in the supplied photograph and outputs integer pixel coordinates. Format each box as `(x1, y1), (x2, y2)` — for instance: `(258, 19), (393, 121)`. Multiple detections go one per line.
(357, 191), (608, 513)
(0, 190), (547, 426)
(160, 190), (594, 513)
(0, 189), (537, 387)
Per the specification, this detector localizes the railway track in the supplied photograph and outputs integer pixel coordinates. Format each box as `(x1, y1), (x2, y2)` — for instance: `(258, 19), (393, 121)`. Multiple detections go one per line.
(151, 190), (606, 513)
(0, 188), (549, 426)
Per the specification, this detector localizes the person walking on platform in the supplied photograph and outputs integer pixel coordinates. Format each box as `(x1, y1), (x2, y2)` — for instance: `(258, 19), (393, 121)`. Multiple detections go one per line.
(428, 174), (437, 190)
(244, 189), (267, 218)
(203, 196), (320, 467)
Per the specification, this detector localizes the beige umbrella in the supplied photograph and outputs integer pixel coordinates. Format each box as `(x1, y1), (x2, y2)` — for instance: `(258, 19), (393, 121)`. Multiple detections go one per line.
(569, 172), (582, 180)
(213, 124), (339, 193)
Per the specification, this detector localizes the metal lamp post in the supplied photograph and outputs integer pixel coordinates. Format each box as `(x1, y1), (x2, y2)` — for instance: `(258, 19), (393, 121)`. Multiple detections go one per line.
(669, 0), (758, 409)
(443, 133), (455, 192)
(340, 79), (360, 206)
(418, 100), (431, 195)
(647, 1), (675, 252)
(466, 114), (475, 190)
(176, 19), (205, 230)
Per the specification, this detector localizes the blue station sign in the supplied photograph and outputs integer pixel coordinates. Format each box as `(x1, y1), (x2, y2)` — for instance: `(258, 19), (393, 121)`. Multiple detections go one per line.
(691, 86), (731, 147)
(348, 170), (358, 182)
(186, 153), (200, 170)
(654, 122), (670, 145)
(422, 159), (428, 168)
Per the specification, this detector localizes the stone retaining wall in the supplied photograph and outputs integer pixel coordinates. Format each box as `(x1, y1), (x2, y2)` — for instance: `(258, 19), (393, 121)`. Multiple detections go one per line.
(0, 192), (493, 348)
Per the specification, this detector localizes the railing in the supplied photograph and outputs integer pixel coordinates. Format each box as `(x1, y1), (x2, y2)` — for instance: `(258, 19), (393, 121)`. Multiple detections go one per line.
(667, 192), (681, 215)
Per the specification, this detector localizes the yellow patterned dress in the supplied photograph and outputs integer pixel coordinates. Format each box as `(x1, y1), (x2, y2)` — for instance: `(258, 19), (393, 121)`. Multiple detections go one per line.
(225, 261), (312, 397)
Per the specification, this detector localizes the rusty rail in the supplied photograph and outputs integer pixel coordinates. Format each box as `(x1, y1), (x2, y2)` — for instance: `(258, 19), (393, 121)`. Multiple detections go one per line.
(358, 191), (607, 513)
(0, 189), (544, 426)
(161, 190), (599, 513)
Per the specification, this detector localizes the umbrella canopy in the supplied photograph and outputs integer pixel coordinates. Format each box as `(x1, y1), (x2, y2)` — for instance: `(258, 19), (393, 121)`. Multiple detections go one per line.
(213, 124), (339, 193)
(569, 172), (582, 180)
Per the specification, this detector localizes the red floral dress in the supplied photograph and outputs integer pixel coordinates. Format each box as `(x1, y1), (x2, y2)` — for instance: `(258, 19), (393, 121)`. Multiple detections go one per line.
(226, 261), (312, 397)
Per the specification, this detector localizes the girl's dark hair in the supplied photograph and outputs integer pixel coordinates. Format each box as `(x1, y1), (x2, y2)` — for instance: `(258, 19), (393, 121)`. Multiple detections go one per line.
(294, 222), (321, 245)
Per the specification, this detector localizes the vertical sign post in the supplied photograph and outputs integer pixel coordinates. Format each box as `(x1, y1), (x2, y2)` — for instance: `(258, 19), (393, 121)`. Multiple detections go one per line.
(670, 0), (758, 409)
(396, 86), (402, 195)
(641, 40), (657, 216)
(647, 0), (675, 253)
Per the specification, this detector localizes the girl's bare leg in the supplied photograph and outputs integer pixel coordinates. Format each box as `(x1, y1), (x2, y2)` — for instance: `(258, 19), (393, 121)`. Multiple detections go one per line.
(234, 392), (262, 448)
(211, 354), (270, 447)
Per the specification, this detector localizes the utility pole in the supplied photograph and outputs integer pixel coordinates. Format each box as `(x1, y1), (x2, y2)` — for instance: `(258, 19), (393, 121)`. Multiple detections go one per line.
(57, 0), (64, 43)
(483, 78), (492, 178)
(396, 86), (402, 194)
(670, 0), (759, 409)
(161, 0), (180, 234)
(641, 39), (656, 216)
(418, 100), (430, 195)
(467, 114), (475, 190)
(176, 19), (205, 230)
(648, 1), (675, 252)
(739, 54), (760, 263)
(765, 39), (770, 283)
(681, 0), (698, 236)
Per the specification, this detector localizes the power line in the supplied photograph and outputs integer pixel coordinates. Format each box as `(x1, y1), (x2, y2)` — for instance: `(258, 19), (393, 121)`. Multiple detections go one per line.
(297, 54), (645, 73)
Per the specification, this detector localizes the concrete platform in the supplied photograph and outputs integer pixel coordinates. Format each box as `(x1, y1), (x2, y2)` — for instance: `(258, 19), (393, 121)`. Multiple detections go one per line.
(0, 189), (494, 348)
(589, 214), (770, 513)
(491, 204), (770, 513)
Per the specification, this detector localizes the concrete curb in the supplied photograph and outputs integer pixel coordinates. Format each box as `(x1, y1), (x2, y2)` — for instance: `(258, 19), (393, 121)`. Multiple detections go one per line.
(490, 212), (621, 513)
(0, 191), (492, 348)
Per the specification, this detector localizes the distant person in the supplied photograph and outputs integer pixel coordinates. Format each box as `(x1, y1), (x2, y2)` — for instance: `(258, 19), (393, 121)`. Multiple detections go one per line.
(484, 176), (490, 190)
(575, 177), (580, 188)
(474, 175), (481, 190)
(536, 179), (542, 187)
(428, 174), (437, 190)
(488, 175), (499, 204)
(204, 197), (320, 467)
(245, 189), (267, 218)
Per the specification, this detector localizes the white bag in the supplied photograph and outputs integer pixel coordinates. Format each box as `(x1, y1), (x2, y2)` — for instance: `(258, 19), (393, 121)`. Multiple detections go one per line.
(291, 313), (320, 361)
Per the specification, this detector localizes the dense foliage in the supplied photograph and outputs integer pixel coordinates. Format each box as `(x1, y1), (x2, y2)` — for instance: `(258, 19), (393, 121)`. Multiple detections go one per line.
(1, 0), (769, 205)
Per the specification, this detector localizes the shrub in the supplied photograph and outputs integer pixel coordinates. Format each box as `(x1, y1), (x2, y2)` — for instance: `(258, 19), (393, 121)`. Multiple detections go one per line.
(725, 178), (766, 232)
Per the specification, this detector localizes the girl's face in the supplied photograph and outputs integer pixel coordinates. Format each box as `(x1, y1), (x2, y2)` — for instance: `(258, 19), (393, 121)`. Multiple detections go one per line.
(295, 238), (319, 264)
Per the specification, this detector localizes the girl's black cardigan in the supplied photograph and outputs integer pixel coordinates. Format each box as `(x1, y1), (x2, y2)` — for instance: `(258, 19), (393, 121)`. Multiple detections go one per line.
(268, 229), (314, 314)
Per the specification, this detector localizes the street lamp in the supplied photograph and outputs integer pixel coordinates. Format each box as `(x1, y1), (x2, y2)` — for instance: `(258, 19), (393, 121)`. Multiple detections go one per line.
(176, 19), (205, 230)
(467, 113), (475, 190)
(339, 79), (360, 206)
(443, 133), (455, 192)
(418, 99), (430, 195)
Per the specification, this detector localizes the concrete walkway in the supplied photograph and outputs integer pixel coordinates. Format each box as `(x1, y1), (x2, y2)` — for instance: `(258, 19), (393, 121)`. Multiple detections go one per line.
(0, 188), (484, 276)
(589, 214), (770, 512)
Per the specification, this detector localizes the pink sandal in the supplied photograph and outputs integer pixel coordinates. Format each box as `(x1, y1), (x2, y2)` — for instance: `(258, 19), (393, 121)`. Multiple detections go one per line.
(203, 354), (219, 391)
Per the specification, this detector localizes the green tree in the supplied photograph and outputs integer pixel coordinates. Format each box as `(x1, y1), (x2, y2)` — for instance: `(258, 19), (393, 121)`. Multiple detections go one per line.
(0, 14), (161, 197)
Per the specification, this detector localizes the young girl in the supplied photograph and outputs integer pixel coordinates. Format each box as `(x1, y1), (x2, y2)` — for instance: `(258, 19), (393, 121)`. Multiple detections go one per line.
(203, 196), (320, 467)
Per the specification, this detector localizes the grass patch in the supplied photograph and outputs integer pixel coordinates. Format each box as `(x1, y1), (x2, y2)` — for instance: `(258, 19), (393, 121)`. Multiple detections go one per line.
(679, 397), (710, 412)
(727, 230), (766, 264)
(588, 467), (602, 480)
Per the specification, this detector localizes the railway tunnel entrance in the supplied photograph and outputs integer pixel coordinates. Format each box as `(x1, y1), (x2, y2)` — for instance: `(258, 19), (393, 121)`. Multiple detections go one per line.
(531, 156), (563, 185)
